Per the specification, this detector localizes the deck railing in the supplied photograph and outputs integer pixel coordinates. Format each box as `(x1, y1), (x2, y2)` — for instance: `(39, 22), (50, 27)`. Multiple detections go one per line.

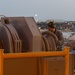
(0, 47), (69, 75)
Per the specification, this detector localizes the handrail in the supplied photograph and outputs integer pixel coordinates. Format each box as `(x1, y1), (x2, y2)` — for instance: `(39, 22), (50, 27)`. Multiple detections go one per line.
(0, 47), (70, 75)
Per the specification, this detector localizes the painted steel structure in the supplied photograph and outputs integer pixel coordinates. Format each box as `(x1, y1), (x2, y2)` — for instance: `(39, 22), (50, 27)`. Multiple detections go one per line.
(0, 47), (70, 75)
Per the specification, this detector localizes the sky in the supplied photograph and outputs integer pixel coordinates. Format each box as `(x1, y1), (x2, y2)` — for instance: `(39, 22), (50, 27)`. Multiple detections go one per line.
(0, 0), (75, 21)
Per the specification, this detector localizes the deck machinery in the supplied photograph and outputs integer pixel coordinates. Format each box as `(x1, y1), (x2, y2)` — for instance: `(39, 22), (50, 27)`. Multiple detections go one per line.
(0, 16), (74, 75)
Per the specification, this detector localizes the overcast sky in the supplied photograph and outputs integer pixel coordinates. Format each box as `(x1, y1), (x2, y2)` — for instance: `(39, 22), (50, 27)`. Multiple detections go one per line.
(0, 0), (75, 21)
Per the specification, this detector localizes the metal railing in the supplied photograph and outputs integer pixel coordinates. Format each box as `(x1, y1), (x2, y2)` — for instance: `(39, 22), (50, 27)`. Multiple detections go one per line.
(0, 47), (70, 75)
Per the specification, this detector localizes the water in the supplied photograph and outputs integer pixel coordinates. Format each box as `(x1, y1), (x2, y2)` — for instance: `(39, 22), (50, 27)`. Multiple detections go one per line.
(62, 32), (75, 39)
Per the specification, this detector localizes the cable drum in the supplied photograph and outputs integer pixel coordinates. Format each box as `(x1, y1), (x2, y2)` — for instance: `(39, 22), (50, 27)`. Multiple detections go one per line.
(42, 31), (58, 51)
(0, 23), (22, 53)
(42, 31), (58, 45)
(42, 36), (50, 51)
(46, 35), (57, 51)
(0, 24), (14, 53)
(42, 38), (46, 51)
(0, 36), (3, 49)
(5, 24), (22, 53)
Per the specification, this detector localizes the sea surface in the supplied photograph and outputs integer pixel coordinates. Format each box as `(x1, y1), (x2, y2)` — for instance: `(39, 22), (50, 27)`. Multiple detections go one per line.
(62, 31), (75, 39)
